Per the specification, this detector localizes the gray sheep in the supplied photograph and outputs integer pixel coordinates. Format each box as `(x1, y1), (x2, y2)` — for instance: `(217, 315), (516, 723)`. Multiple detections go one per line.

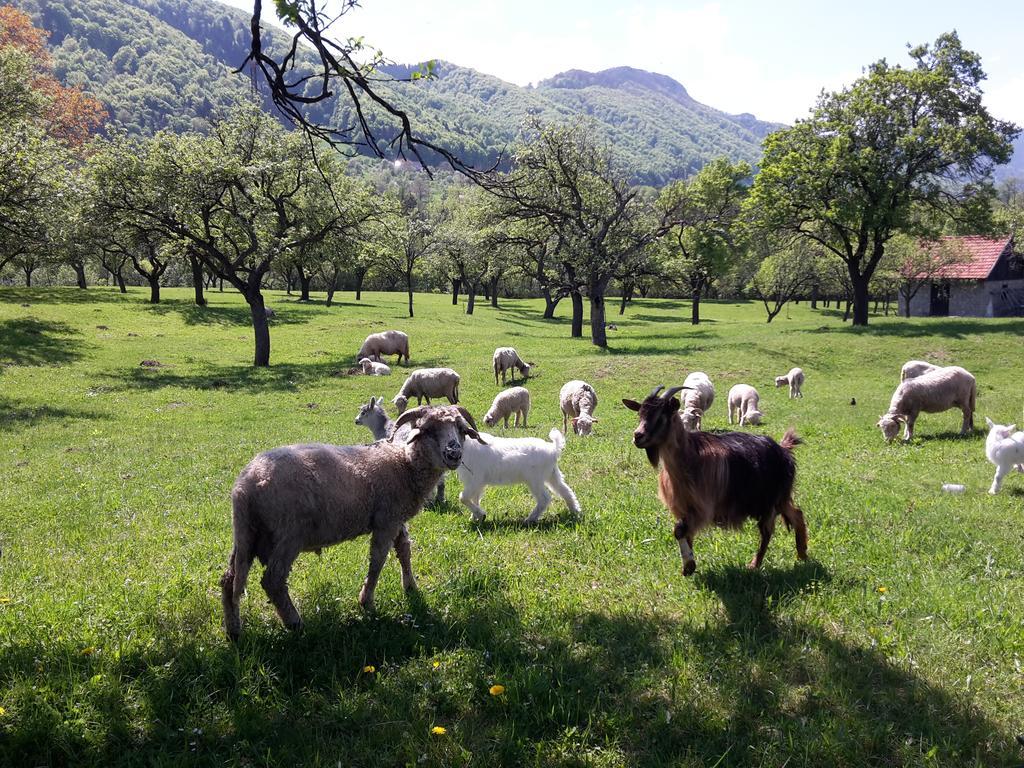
(877, 365), (976, 442)
(493, 347), (532, 385)
(560, 380), (599, 436)
(221, 405), (483, 640)
(358, 330), (410, 365)
(393, 368), (461, 414)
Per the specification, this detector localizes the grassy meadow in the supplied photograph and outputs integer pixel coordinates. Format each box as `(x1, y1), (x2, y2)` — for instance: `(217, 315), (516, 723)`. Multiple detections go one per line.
(1, 286), (1023, 767)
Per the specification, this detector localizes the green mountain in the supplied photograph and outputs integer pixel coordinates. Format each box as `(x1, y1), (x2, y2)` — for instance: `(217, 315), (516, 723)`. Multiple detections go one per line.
(16, 0), (782, 183)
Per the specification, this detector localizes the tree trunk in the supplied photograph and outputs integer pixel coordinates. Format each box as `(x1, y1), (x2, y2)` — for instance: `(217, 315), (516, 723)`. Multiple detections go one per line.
(619, 282), (633, 315)
(24, 268), (32, 287)
(189, 254), (206, 306)
(355, 270), (365, 301)
(285, 267), (294, 295)
(542, 287), (560, 319)
(810, 284), (818, 309)
(482, 282), (490, 301)
(451, 277), (461, 305)
(406, 271), (414, 318)
(589, 291), (607, 348)
(73, 262), (87, 289)
(116, 270), (126, 293)
(466, 286), (476, 315)
(219, 277), (224, 292)
(489, 276), (500, 308)
(326, 283), (336, 306)
(148, 277), (160, 304)
(570, 290), (583, 338)
(638, 284), (650, 298)
(247, 292), (271, 367)
(691, 285), (701, 325)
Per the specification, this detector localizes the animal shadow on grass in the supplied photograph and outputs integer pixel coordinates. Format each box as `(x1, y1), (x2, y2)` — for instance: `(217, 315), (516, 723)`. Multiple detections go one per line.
(913, 429), (984, 443)
(0, 318), (85, 368)
(684, 561), (1017, 765)
(468, 506), (582, 533)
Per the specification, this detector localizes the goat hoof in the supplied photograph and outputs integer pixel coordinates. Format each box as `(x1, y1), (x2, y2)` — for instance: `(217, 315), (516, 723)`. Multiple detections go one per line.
(286, 619), (303, 633)
(682, 561), (696, 577)
(746, 560), (760, 570)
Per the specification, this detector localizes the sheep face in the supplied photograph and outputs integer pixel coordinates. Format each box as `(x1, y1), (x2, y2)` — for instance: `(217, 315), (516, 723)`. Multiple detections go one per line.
(393, 394), (410, 414)
(745, 409), (764, 426)
(623, 386), (684, 465)
(572, 415), (596, 436)
(680, 407), (702, 432)
(877, 414), (902, 442)
(483, 410), (500, 427)
(774, 376), (788, 388)
(358, 358), (373, 373)
(395, 406), (486, 470)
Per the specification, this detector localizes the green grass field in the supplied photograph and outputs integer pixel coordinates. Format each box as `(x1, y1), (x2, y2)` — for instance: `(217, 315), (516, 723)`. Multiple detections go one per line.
(1, 286), (1023, 767)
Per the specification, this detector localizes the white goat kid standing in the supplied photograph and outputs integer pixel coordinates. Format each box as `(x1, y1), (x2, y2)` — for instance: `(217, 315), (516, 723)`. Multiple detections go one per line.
(984, 417), (1024, 494)
(457, 429), (580, 524)
(774, 367), (805, 399)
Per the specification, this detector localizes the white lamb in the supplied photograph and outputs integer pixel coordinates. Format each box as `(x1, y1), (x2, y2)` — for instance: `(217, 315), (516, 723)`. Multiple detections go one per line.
(774, 367), (805, 399)
(728, 384), (764, 426)
(984, 417), (1024, 495)
(458, 429), (581, 524)
(493, 347), (532, 384)
(358, 357), (392, 376)
(393, 368), (461, 414)
(877, 366), (976, 442)
(900, 360), (941, 382)
(680, 372), (715, 431)
(483, 386), (531, 428)
(559, 380), (599, 436)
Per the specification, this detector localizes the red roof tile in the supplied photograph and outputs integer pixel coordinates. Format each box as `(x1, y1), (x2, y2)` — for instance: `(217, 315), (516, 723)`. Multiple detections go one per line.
(908, 235), (1013, 280)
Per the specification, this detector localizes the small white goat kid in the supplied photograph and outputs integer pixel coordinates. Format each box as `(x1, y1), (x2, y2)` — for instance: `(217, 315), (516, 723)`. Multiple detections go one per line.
(984, 417), (1024, 495)
(457, 429), (580, 524)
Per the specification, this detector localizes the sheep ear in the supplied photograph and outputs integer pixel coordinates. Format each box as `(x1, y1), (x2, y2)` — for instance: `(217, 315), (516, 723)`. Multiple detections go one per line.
(985, 417), (995, 428)
(622, 399), (641, 412)
(404, 428), (422, 444)
(667, 398), (680, 414)
(591, 418), (599, 422)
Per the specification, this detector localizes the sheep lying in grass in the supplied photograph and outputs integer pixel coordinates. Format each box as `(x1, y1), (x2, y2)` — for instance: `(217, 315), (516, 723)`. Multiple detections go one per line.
(560, 380), (599, 436)
(354, 396), (447, 504)
(358, 330), (409, 365)
(458, 429), (580, 524)
(393, 368), (460, 414)
(359, 357), (391, 376)
(984, 417), (1024, 494)
(877, 366), (976, 442)
(221, 405), (485, 640)
(774, 367), (805, 399)
(680, 372), (715, 431)
(728, 384), (764, 426)
(900, 360), (941, 382)
(484, 386), (531, 428)
(493, 347), (532, 384)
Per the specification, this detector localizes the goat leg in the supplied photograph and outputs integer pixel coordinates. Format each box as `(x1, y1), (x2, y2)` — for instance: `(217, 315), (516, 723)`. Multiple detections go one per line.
(393, 524), (417, 592)
(359, 528), (394, 611)
(748, 517), (777, 569)
(260, 549), (302, 630)
(673, 519), (696, 576)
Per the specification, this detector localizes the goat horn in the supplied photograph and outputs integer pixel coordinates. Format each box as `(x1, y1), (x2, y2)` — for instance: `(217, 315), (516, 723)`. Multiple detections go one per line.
(664, 386), (686, 400)
(648, 385), (665, 399)
(393, 405), (430, 433)
(453, 405), (480, 431)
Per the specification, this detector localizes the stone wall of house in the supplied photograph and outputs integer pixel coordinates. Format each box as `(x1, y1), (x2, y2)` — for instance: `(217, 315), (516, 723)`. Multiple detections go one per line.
(900, 278), (1024, 317)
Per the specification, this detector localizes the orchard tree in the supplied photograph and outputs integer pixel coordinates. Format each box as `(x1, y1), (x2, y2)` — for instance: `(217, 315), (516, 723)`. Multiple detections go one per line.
(747, 237), (823, 323)
(747, 32), (1019, 326)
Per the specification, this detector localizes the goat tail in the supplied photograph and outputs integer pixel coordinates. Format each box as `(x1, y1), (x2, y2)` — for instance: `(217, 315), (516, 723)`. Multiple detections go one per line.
(549, 428), (566, 455)
(780, 428), (802, 451)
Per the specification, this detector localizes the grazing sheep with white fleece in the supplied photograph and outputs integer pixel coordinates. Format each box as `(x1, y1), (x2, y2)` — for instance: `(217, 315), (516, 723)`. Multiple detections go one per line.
(877, 366), (976, 442)
(393, 368), (461, 414)
(458, 429), (580, 523)
(358, 330), (409, 365)
(560, 380), (599, 436)
(900, 360), (941, 382)
(774, 367), (805, 399)
(355, 396), (447, 504)
(484, 386), (531, 428)
(359, 357), (392, 376)
(728, 384), (764, 426)
(493, 347), (532, 384)
(221, 405), (485, 640)
(985, 417), (1024, 494)
(680, 372), (715, 431)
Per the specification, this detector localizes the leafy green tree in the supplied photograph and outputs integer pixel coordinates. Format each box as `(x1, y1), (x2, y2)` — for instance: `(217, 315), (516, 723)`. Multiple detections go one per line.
(747, 237), (822, 323)
(747, 32), (1019, 326)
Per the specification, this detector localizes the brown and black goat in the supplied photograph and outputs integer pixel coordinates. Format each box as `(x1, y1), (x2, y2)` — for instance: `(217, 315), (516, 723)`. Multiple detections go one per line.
(623, 385), (808, 575)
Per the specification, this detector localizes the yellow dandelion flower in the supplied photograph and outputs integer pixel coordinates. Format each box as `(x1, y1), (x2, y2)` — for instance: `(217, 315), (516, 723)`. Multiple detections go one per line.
(432, 661), (440, 669)
(362, 665), (376, 674)
(0, 597), (11, 604)
(80, 646), (96, 656)
(489, 685), (505, 696)
(0, 706), (6, 717)
(431, 726), (447, 735)
(877, 586), (888, 594)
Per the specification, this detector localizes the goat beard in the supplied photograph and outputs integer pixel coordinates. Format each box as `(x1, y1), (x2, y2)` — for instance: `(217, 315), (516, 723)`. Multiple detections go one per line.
(646, 446), (660, 467)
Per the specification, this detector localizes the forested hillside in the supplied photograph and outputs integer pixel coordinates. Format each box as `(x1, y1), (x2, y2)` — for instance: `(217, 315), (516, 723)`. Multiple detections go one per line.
(14, 0), (781, 182)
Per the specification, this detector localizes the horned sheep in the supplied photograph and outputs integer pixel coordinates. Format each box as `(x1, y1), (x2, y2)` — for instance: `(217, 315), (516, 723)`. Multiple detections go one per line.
(877, 366), (976, 442)
(560, 380), (599, 436)
(221, 405), (484, 640)
(358, 330), (409, 366)
(393, 368), (461, 414)
(728, 384), (764, 426)
(774, 367), (805, 399)
(679, 372), (715, 431)
(484, 386), (531, 428)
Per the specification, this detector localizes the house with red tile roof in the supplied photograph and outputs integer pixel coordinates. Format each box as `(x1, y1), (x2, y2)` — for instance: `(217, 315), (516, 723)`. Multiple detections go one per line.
(899, 235), (1024, 317)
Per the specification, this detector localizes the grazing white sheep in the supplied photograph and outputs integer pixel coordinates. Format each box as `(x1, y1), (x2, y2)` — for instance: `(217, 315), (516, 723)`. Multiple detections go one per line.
(774, 367), (805, 399)
(359, 357), (392, 376)
(560, 380), (599, 436)
(900, 360), (941, 382)
(984, 417), (1024, 494)
(877, 366), (976, 442)
(393, 368), (461, 414)
(680, 372), (715, 431)
(221, 405), (484, 639)
(728, 384), (764, 426)
(484, 386), (531, 428)
(493, 347), (532, 384)
(458, 429), (580, 524)
(358, 330), (409, 365)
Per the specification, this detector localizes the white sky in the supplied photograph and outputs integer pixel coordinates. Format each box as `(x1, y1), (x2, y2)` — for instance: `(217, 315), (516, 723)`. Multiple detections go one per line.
(222, 0), (1024, 126)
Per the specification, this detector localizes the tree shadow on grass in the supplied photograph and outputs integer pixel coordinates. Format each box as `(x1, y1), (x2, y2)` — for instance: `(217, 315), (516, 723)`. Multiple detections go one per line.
(0, 561), (1016, 766)
(0, 397), (99, 433)
(0, 318), (86, 368)
(0, 286), (126, 306)
(805, 316), (1024, 339)
(144, 299), (308, 328)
